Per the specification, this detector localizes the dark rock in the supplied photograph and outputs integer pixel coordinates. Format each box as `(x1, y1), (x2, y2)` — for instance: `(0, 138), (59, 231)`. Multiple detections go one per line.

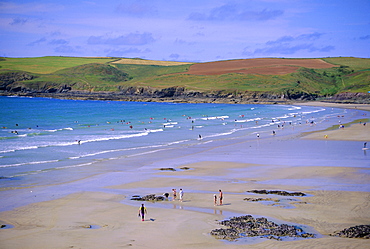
(244, 197), (277, 202)
(247, 190), (306, 196)
(329, 92), (370, 104)
(159, 167), (176, 171)
(211, 215), (315, 241)
(131, 194), (165, 202)
(180, 167), (190, 170)
(331, 225), (370, 239)
(1, 224), (6, 228)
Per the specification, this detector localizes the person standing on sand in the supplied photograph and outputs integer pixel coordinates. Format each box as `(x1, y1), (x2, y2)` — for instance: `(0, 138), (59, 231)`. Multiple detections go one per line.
(172, 189), (177, 201)
(179, 188), (183, 202)
(214, 194), (217, 206)
(138, 203), (147, 221)
(219, 189), (223, 205)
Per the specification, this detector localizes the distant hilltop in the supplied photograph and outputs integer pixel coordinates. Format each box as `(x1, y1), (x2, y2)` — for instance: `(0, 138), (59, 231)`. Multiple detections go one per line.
(0, 56), (369, 104)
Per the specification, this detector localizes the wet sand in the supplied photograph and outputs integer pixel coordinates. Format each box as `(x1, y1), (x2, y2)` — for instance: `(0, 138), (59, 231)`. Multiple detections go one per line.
(0, 103), (369, 249)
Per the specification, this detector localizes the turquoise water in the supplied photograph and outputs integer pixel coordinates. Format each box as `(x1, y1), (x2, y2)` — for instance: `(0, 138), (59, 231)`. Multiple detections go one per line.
(0, 96), (363, 182)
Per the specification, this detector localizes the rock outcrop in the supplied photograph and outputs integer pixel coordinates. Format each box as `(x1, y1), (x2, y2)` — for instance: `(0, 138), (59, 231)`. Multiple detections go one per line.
(331, 225), (370, 239)
(327, 92), (370, 104)
(247, 190), (306, 196)
(0, 72), (34, 92)
(211, 215), (315, 241)
(131, 194), (165, 201)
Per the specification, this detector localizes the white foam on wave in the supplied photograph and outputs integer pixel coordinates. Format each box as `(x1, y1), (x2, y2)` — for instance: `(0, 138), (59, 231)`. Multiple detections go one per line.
(206, 130), (234, 138)
(163, 122), (178, 125)
(235, 117), (262, 123)
(0, 131), (150, 154)
(166, 139), (191, 145)
(69, 143), (169, 160)
(0, 159), (60, 168)
(148, 128), (163, 133)
(287, 106), (302, 111)
(301, 108), (326, 115)
(45, 127), (73, 132)
(79, 131), (149, 144)
(200, 115), (229, 121)
(46, 129), (58, 132)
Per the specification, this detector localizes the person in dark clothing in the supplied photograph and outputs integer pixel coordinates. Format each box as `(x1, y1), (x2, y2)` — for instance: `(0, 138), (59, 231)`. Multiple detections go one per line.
(138, 203), (147, 221)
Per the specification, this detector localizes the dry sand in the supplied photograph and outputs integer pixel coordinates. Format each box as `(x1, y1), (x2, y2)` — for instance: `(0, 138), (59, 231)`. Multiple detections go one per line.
(1, 162), (369, 249)
(0, 102), (369, 249)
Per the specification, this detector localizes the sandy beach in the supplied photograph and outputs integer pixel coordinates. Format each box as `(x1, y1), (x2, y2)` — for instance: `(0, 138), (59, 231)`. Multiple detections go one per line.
(0, 102), (369, 249)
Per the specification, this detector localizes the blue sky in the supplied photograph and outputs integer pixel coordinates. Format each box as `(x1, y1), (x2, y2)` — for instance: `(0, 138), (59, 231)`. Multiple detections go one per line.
(0, 0), (369, 62)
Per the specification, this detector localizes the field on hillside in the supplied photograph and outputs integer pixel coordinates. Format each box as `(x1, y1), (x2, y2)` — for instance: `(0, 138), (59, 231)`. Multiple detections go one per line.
(112, 58), (193, 66)
(0, 57), (116, 74)
(322, 57), (370, 70)
(0, 56), (369, 95)
(184, 58), (336, 75)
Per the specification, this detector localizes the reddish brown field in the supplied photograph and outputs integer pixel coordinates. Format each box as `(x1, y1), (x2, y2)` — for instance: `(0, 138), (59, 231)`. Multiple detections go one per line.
(186, 58), (336, 75)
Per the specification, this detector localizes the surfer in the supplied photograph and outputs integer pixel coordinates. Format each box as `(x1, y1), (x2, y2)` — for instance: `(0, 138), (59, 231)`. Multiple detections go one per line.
(198, 134), (202, 140)
(364, 142), (367, 149)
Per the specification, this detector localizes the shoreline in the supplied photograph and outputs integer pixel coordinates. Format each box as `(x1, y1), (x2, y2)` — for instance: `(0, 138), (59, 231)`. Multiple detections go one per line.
(0, 102), (369, 248)
(2, 92), (370, 106)
(295, 101), (370, 111)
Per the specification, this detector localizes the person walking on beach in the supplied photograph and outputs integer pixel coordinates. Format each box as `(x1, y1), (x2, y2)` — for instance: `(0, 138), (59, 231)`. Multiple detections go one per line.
(179, 188), (184, 202)
(219, 189), (223, 205)
(138, 203), (147, 221)
(172, 189), (177, 201)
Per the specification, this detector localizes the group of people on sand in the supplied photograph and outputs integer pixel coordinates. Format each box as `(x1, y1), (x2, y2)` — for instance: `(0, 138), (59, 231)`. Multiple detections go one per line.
(138, 188), (184, 221)
(214, 189), (223, 206)
(138, 189), (223, 221)
(161, 189), (184, 202)
(171, 188), (183, 202)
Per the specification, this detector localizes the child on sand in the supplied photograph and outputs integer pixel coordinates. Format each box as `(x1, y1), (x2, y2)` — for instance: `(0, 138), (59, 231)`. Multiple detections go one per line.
(214, 194), (217, 206)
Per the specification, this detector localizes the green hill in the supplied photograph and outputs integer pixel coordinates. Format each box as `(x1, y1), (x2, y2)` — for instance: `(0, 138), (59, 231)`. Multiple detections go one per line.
(0, 56), (369, 103)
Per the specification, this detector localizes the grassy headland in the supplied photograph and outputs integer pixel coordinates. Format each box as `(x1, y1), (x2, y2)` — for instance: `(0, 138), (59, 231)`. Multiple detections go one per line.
(0, 56), (369, 103)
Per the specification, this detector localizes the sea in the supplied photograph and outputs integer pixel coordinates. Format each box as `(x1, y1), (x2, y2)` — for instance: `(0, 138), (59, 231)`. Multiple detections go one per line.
(0, 96), (368, 192)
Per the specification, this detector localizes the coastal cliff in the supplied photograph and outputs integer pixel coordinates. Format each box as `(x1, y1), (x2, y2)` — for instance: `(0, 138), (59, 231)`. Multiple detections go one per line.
(1, 57), (369, 104)
(2, 84), (369, 104)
